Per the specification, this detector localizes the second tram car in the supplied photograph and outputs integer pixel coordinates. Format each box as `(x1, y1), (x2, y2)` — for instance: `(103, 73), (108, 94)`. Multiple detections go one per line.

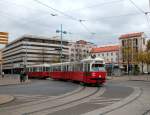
(27, 57), (107, 85)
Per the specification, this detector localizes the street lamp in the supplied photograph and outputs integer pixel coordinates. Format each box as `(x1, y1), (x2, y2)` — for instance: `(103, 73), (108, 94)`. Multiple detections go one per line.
(56, 24), (67, 64)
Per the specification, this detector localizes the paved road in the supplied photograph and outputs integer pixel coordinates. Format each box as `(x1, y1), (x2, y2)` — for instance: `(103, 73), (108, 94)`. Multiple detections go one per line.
(0, 79), (79, 96)
(0, 78), (149, 115)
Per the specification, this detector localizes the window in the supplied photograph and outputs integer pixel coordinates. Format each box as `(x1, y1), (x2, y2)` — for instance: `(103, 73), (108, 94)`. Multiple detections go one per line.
(143, 38), (145, 45)
(122, 40), (125, 46)
(91, 64), (105, 71)
(111, 58), (113, 62)
(111, 52), (113, 56)
(135, 39), (138, 45)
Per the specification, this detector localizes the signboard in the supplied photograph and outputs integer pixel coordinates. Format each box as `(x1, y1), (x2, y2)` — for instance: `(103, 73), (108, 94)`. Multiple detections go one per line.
(0, 32), (8, 44)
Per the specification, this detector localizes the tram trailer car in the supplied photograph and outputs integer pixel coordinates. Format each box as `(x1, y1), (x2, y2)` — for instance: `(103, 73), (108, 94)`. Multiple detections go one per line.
(27, 64), (50, 79)
(27, 57), (107, 85)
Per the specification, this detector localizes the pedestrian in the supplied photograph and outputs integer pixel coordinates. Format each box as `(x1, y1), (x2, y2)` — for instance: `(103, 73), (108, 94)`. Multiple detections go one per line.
(23, 70), (26, 82)
(20, 70), (24, 83)
(2, 72), (4, 78)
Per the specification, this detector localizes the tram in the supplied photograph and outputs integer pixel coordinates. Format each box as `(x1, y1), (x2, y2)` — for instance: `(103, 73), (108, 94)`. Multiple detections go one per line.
(27, 57), (107, 85)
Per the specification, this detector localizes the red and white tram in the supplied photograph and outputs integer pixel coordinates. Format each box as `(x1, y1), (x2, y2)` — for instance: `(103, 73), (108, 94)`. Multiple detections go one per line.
(27, 57), (107, 85)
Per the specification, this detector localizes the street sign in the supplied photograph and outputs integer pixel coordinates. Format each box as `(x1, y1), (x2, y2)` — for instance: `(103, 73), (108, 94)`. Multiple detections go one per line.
(0, 32), (8, 44)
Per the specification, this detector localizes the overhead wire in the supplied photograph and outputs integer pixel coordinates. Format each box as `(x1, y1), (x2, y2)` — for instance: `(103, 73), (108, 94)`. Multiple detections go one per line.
(128, 0), (145, 13)
(145, 14), (150, 29)
(1, 0), (149, 39)
(67, 0), (123, 12)
(86, 12), (142, 21)
(128, 0), (150, 30)
(33, 0), (78, 21)
(33, 0), (95, 34)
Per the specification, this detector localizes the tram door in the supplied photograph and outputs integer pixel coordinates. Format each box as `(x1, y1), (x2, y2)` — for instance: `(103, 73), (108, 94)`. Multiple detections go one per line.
(83, 62), (90, 82)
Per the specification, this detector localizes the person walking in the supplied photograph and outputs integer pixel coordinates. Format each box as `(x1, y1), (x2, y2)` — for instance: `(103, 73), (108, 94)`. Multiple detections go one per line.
(22, 70), (26, 82)
(20, 70), (24, 83)
(2, 72), (4, 78)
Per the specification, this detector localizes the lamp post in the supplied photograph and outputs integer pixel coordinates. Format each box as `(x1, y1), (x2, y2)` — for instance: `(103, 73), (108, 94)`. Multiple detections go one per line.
(56, 24), (67, 64)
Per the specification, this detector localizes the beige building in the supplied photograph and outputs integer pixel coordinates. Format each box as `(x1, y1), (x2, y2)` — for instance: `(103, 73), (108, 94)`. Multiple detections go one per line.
(119, 32), (146, 73)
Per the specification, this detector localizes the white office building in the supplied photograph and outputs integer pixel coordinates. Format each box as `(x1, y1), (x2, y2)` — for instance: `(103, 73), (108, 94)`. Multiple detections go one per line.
(2, 35), (69, 74)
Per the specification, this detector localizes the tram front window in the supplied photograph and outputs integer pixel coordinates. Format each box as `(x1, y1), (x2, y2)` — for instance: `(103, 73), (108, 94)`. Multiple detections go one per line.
(91, 64), (105, 71)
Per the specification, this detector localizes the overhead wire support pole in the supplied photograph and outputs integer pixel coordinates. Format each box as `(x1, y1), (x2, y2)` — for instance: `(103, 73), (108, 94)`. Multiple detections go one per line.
(60, 24), (63, 64)
(56, 24), (67, 71)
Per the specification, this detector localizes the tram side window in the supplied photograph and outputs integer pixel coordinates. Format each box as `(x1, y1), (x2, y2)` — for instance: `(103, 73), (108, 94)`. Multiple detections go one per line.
(33, 67), (36, 72)
(45, 67), (50, 71)
(62, 65), (68, 71)
(53, 66), (61, 71)
(30, 68), (33, 72)
(75, 63), (82, 71)
(80, 63), (83, 71)
(43, 67), (45, 72)
(39, 67), (42, 72)
(69, 64), (73, 71)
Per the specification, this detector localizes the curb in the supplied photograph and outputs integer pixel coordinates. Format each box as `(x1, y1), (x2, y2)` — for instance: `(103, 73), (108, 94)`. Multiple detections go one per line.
(0, 95), (15, 105)
(0, 80), (31, 86)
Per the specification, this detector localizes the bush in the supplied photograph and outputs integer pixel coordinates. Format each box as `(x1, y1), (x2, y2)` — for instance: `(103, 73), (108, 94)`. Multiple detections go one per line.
(133, 65), (140, 75)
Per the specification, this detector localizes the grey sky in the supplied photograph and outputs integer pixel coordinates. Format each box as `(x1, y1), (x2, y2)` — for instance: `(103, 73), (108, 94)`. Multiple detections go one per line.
(0, 0), (149, 46)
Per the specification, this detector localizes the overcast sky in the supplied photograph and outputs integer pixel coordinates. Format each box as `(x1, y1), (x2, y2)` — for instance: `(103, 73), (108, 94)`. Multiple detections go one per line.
(0, 0), (149, 46)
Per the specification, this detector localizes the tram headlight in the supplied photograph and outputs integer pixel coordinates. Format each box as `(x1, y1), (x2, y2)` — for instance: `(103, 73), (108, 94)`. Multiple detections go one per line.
(99, 75), (101, 78)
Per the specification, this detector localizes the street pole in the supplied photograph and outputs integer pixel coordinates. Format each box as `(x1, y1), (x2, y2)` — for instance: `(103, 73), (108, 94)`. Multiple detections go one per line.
(56, 24), (67, 66)
(127, 40), (130, 76)
(60, 24), (63, 64)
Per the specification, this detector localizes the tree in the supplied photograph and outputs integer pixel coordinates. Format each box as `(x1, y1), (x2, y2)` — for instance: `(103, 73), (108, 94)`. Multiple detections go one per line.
(145, 51), (150, 73)
(146, 39), (150, 52)
(122, 44), (132, 75)
(145, 40), (150, 74)
(135, 51), (146, 74)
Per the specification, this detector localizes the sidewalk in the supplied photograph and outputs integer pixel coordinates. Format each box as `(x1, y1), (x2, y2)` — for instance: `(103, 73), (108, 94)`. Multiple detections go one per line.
(0, 95), (15, 105)
(0, 74), (30, 86)
(107, 75), (150, 81)
(0, 74), (31, 105)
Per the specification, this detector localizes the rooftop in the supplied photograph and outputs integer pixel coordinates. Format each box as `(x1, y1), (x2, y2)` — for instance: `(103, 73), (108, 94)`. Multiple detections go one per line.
(91, 45), (119, 53)
(119, 32), (144, 39)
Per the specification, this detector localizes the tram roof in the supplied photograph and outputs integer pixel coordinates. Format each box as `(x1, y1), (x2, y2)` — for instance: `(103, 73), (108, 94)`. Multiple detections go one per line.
(27, 63), (50, 67)
(81, 57), (104, 62)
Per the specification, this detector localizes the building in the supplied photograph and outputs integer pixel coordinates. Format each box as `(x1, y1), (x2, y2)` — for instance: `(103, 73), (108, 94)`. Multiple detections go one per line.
(119, 32), (146, 74)
(91, 45), (120, 76)
(69, 40), (96, 61)
(0, 32), (8, 44)
(2, 35), (69, 74)
(0, 50), (2, 74)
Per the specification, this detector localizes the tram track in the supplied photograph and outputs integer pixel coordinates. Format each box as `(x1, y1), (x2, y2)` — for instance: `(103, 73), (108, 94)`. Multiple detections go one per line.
(82, 86), (143, 115)
(1, 85), (85, 110)
(24, 87), (102, 115)
(0, 86), (105, 115)
(99, 87), (143, 115)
